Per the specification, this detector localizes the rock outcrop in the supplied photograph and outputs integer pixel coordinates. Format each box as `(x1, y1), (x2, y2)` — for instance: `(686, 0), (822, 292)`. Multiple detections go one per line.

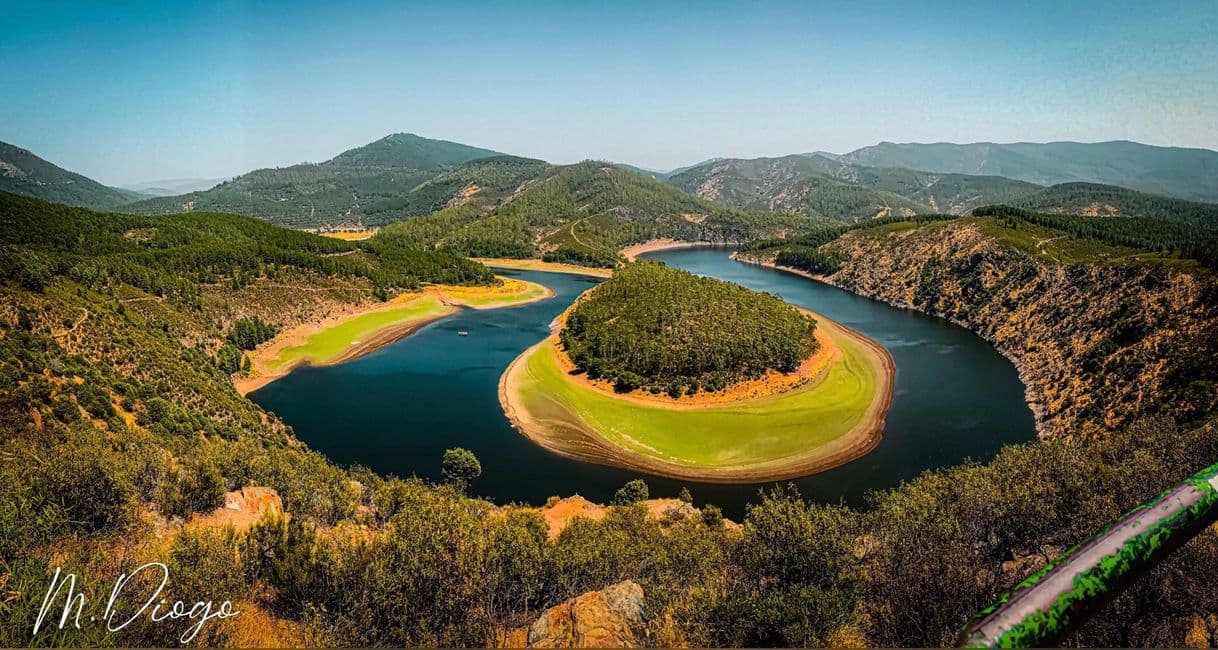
(535, 496), (735, 539)
(518, 580), (646, 648)
(818, 222), (1218, 439)
(189, 486), (283, 531)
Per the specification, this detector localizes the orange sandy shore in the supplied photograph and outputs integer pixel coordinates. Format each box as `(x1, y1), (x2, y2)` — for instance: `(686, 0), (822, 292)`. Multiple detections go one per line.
(620, 238), (717, 261)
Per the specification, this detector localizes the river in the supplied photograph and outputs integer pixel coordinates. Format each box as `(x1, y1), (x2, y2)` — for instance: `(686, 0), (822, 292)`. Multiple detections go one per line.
(250, 247), (1035, 518)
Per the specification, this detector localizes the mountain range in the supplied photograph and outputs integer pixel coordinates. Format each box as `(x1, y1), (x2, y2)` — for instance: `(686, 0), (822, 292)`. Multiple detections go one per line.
(838, 140), (1218, 204)
(2, 135), (1216, 230)
(666, 154), (1218, 226)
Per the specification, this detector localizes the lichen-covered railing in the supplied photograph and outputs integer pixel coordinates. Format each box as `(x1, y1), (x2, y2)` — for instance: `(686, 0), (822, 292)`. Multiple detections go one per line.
(960, 462), (1218, 648)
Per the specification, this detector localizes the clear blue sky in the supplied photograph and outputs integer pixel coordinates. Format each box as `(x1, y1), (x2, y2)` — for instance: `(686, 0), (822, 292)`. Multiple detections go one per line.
(1, 0), (1215, 185)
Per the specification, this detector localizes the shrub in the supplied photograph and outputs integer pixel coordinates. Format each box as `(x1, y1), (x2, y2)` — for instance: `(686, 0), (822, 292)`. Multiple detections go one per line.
(613, 479), (649, 505)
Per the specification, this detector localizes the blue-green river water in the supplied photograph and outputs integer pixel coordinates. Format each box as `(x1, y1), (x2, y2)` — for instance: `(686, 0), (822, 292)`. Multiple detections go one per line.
(251, 247), (1035, 517)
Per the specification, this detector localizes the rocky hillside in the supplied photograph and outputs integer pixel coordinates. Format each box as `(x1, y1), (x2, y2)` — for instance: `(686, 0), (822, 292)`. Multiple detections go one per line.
(815, 221), (1218, 439)
(815, 160), (1041, 215)
(668, 155), (931, 222)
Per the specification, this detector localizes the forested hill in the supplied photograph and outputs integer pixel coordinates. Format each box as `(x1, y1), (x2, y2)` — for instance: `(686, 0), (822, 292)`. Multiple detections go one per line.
(1010, 182), (1218, 226)
(377, 161), (825, 266)
(0, 140), (139, 209)
(0, 191), (494, 301)
(117, 133), (513, 229)
(359, 155), (551, 222)
(838, 140), (1218, 203)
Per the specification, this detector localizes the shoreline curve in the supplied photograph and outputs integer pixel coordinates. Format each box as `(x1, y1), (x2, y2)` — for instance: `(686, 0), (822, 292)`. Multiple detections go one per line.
(498, 301), (895, 484)
(235, 278), (554, 395)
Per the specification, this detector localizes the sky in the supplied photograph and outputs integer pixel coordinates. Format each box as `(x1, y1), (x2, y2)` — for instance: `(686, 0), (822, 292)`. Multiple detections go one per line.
(1, 0), (1215, 186)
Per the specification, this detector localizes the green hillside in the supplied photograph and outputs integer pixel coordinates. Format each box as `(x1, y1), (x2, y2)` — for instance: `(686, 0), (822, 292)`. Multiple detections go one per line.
(0, 140), (136, 209)
(0, 191), (494, 301)
(361, 155), (550, 221)
(747, 205), (1215, 272)
(379, 161), (823, 266)
(840, 140), (1218, 203)
(1011, 182), (1218, 226)
(118, 133), (510, 228)
(796, 157), (1043, 214)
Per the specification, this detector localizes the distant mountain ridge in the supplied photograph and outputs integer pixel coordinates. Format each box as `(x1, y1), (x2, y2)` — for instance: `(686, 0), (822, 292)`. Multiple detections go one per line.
(665, 152), (1218, 225)
(0, 140), (136, 208)
(838, 140), (1218, 203)
(119, 133), (507, 228)
(121, 177), (230, 197)
(6, 134), (1215, 231)
(668, 155), (930, 223)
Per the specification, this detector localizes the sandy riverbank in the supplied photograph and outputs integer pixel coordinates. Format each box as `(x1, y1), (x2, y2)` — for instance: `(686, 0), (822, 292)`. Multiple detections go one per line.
(476, 239), (717, 277)
(498, 299), (894, 483)
(234, 277), (553, 395)
(474, 258), (613, 277)
(620, 239), (715, 261)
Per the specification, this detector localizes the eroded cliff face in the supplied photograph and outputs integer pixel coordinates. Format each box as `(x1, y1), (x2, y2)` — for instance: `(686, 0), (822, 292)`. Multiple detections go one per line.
(819, 222), (1217, 440)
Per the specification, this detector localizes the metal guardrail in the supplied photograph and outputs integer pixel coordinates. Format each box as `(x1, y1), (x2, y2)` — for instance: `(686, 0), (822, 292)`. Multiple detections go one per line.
(960, 462), (1218, 647)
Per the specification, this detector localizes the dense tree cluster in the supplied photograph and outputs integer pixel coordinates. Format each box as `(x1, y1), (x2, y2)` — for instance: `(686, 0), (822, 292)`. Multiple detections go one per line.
(613, 479), (649, 504)
(560, 261), (817, 395)
(1012, 182), (1218, 226)
(542, 246), (620, 268)
(226, 316), (277, 350)
(973, 204), (1211, 255)
(774, 246), (846, 275)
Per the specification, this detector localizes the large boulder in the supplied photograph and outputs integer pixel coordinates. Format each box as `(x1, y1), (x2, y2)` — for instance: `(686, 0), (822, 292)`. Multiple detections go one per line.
(526, 580), (645, 648)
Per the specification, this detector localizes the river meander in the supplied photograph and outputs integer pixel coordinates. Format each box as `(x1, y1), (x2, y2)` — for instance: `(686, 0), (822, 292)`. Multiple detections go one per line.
(251, 247), (1035, 517)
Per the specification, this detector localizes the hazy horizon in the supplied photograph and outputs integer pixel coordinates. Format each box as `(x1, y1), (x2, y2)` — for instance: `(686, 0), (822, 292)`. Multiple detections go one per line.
(2, 0), (1215, 186)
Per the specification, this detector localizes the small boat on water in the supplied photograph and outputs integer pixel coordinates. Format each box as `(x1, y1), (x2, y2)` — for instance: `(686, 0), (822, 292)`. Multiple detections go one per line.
(458, 331), (469, 336)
